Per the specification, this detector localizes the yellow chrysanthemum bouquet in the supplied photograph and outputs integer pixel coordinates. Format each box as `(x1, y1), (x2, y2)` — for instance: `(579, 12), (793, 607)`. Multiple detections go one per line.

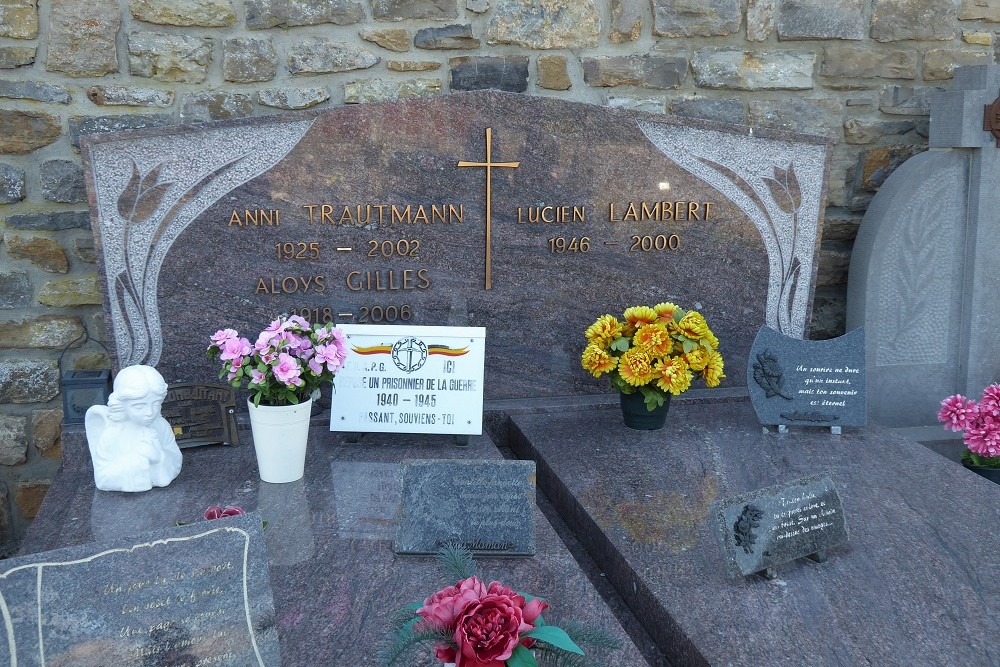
(581, 303), (725, 411)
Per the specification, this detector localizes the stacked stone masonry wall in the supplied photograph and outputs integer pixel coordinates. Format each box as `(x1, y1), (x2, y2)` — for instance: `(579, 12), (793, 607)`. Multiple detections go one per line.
(0, 0), (992, 551)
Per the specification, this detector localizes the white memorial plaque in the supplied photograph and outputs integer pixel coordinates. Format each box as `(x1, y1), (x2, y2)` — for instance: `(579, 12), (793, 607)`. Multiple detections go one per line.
(331, 325), (486, 435)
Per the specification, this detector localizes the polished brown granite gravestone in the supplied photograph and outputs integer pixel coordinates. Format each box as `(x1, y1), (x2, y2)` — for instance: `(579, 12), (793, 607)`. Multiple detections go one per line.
(82, 92), (832, 397)
(505, 397), (1000, 667)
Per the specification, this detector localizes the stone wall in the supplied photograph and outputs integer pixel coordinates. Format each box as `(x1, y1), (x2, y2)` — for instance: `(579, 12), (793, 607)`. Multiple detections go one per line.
(0, 0), (993, 550)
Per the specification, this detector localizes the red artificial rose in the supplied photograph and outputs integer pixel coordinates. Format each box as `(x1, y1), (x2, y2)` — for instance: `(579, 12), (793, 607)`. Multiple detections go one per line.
(453, 589), (537, 667)
(204, 506), (245, 520)
(418, 576), (488, 630)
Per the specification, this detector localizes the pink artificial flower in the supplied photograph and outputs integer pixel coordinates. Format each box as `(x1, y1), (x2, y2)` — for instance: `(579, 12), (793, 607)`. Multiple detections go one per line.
(314, 324), (334, 342)
(418, 576), (488, 630)
(219, 336), (252, 361)
(308, 358), (323, 376)
(314, 343), (346, 373)
(965, 414), (1000, 457)
(273, 353), (303, 387)
(979, 384), (1000, 419)
(249, 368), (266, 386)
(255, 330), (277, 352)
(265, 318), (286, 333)
(286, 315), (311, 331)
(452, 590), (536, 667)
(210, 328), (239, 347)
(204, 506), (245, 520)
(938, 395), (978, 432)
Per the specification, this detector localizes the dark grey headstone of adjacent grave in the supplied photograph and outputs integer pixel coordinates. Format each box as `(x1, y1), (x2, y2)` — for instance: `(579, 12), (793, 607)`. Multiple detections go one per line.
(714, 474), (848, 579)
(0, 512), (279, 666)
(82, 91), (832, 400)
(747, 326), (866, 428)
(395, 459), (535, 557)
(848, 64), (1000, 427)
(162, 383), (239, 448)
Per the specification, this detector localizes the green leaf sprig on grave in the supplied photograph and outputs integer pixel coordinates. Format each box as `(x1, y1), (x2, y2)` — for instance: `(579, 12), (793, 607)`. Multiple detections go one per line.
(581, 303), (726, 411)
(207, 314), (348, 406)
(938, 385), (1000, 469)
(380, 545), (621, 667)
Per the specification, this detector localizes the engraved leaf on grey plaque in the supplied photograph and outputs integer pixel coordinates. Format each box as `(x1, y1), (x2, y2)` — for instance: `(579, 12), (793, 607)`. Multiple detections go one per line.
(733, 504), (764, 555)
(752, 349), (792, 400)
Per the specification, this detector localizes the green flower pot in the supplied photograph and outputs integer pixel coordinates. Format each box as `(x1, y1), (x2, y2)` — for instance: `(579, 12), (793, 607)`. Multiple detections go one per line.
(619, 391), (670, 430)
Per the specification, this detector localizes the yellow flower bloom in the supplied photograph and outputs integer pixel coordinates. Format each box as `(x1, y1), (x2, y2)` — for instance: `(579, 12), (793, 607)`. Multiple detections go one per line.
(581, 343), (618, 378)
(585, 314), (623, 349)
(618, 347), (656, 386)
(653, 302), (680, 323)
(633, 322), (672, 357)
(676, 311), (709, 340)
(702, 327), (719, 351)
(623, 306), (657, 330)
(655, 357), (693, 395)
(683, 347), (709, 372)
(702, 350), (726, 388)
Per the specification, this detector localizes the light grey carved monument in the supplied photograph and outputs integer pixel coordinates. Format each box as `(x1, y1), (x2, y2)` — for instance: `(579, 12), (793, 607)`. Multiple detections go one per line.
(848, 65), (1000, 427)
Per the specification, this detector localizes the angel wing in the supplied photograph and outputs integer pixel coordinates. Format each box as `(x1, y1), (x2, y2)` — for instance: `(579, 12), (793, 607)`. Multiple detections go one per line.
(84, 404), (109, 458)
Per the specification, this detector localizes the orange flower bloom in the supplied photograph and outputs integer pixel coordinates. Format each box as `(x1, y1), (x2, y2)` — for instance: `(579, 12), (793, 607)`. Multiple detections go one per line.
(623, 306), (657, 329)
(581, 344), (618, 378)
(584, 314), (623, 349)
(702, 350), (725, 387)
(633, 323), (672, 357)
(653, 302), (680, 323)
(676, 311), (709, 340)
(683, 347), (709, 372)
(655, 357), (693, 395)
(618, 347), (656, 386)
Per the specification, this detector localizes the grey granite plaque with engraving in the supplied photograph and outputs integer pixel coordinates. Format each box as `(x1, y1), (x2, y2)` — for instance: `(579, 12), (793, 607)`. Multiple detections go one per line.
(395, 459), (535, 557)
(748, 326), (867, 428)
(0, 513), (279, 666)
(162, 383), (239, 448)
(714, 474), (848, 578)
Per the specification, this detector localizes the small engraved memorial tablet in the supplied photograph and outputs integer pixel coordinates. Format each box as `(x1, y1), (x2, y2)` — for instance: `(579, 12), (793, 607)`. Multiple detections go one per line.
(714, 474), (848, 579)
(395, 460), (536, 557)
(162, 383), (239, 448)
(747, 326), (867, 429)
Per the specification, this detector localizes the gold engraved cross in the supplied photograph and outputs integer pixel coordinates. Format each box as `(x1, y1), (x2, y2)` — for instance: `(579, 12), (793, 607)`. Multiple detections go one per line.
(458, 127), (520, 290)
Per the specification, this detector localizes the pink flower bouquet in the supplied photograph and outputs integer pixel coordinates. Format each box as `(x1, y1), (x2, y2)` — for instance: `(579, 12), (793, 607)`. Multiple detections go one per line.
(938, 384), (1000, 468)
(208, 315), (347, 407)
(380, 547), (620, 667)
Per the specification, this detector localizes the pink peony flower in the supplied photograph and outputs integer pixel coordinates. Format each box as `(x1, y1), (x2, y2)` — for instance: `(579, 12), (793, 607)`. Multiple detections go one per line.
(204, 506), (245, 520)
(938, 395), (978, 432)
(273, 353), (303, 387)
(452, 593), (534, 667)
(418, 576), (488, 630)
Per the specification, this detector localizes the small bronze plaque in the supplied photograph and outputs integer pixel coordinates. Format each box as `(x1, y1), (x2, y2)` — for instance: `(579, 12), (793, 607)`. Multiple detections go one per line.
(162, 384), (238, 448)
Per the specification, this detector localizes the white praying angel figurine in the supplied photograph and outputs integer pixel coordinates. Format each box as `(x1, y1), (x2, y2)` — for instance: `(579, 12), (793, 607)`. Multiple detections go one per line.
(85, 365), (182, 492)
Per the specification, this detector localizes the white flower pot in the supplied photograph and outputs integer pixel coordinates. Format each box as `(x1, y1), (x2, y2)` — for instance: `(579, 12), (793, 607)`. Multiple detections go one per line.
(246, 397), (312, 483)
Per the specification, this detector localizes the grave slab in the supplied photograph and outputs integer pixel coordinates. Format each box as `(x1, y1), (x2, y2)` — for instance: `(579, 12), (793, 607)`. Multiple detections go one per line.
(21, 423), (650, 667)
(82, 91), (831, 399)
(507, 398), (1000, 666)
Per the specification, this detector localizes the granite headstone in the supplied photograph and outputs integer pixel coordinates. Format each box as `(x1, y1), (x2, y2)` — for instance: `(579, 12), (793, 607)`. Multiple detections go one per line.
(395, 459), (535, 557)
(848, 64), (1000, 427)
(714, 474), (848, 578)
(82, 92), (832, 399)
(747, 326), (866, 428)
(0, 512), (279, 666)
